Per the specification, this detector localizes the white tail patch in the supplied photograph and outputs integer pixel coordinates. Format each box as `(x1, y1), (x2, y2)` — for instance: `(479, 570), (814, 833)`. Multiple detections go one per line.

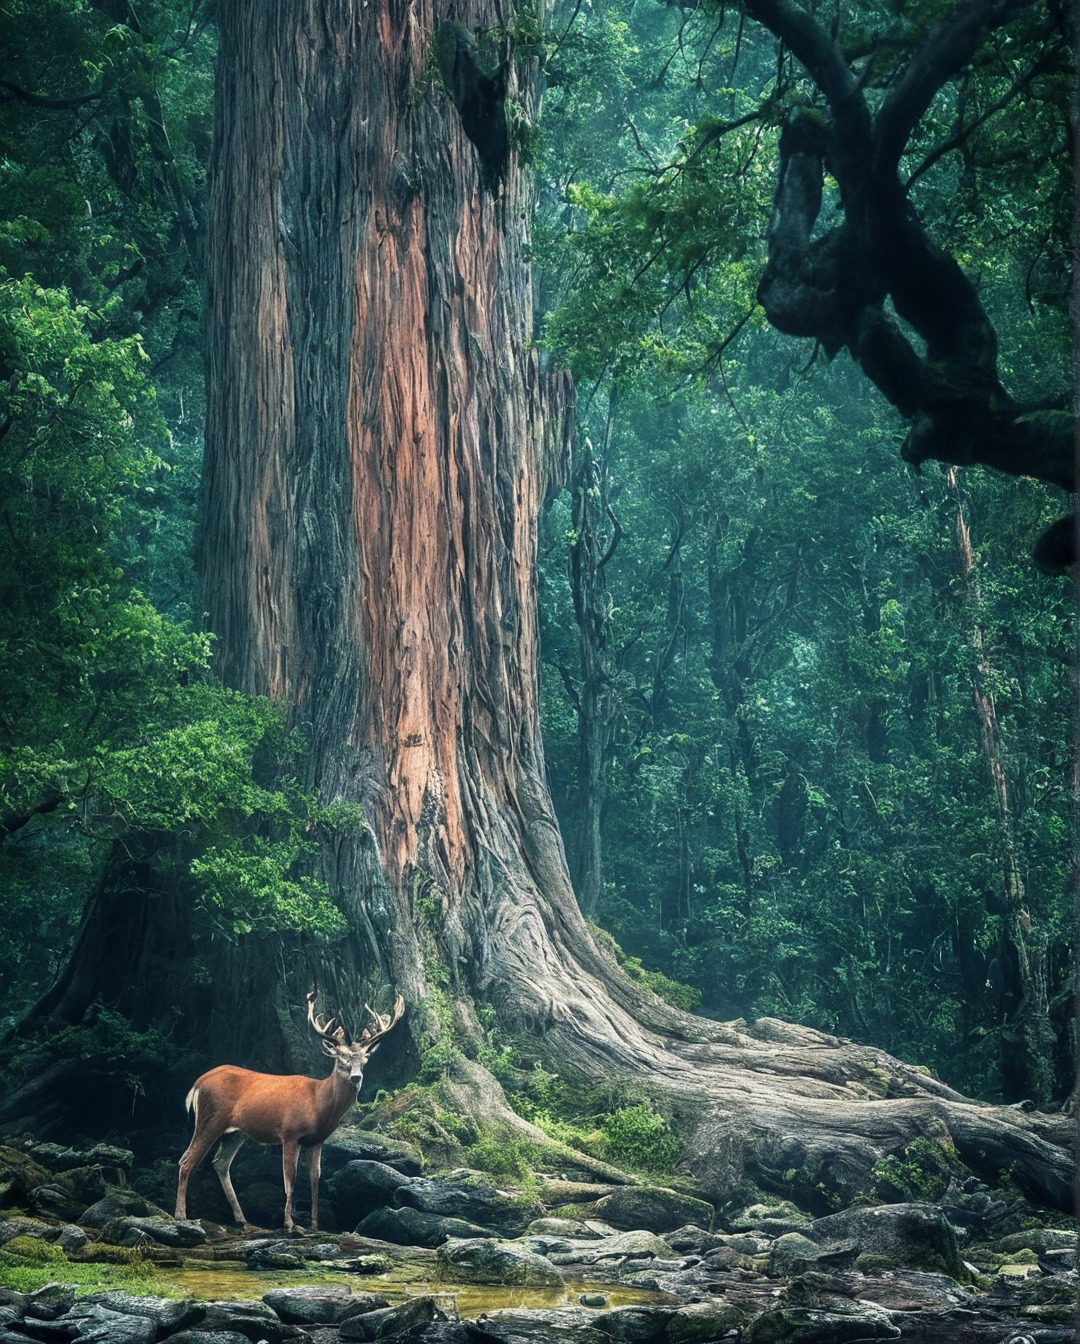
(185, 1085), (199, 1119)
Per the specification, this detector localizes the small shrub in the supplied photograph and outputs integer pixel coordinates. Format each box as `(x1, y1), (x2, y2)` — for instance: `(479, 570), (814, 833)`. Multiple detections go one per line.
(600, 1101), (681, 1174)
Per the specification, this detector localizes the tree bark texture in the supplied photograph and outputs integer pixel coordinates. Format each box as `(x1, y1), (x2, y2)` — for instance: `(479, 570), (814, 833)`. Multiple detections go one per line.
(6, 0), (1071, 1211)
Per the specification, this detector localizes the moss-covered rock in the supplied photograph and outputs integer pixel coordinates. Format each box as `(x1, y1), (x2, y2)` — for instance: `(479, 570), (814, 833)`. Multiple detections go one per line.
(587, 1186), (714, 1234)
(807, 1203), (964, 1279)
(436, 1236), (563, 1287)
(356, 1204), (497, 1247)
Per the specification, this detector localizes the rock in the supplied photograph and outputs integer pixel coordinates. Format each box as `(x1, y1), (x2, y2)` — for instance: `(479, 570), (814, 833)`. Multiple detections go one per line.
(245, 1244), (307, 1270)
(397, 1326), (503, 1344)
(985, 1228), (1077, 1256)
(842, 1268), (974, 1313)
(745, 1301), (900, 1342)
(436, 1238), (563, 1287)
(729, 1201), (813, 1236)
(100, 1216), (207, 1248)
(526, 1217), (603, 1238)
(357, 1206), (497, 1248)
(665, 1300), (747, 1342)
(78, 1192), (163, 1228)
(339, 1295), (446, 1341)
(579, 1294), (607, 1307)
(587, 1188), (714, 1235)
(54, 1304), (158, 1344)
(56, 1225), (90, 1253)
(0, 1218), (59, 1245)
(81, 1293), (202, 1333)
(27, 1183), (86, 1222)
(397, 1175), (541, 1236)
(3, 1284), (77, 1321)
(197, 1301), (310, 1344)
(807, 1203), (964, 1279)
(550, 1229), (674, 1266)
(938, 1177), (1021, 1241)
(324, 1129), (424, 1177)
(329, 1161), (416, 1223)
(476, 1307), (608, 1344)
(768, 1233), (858, 1278)
(167, 1333), (252, 1344)
(589, 1305), (675, 1341)
(0, 1147), (56, 1206)
(662, 1226), (730, 1255)
(264, 1287), (391, 1325)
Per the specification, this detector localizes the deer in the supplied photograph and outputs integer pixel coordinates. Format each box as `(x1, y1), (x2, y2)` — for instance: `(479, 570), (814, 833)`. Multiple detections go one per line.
(174, 990), (405, 1232)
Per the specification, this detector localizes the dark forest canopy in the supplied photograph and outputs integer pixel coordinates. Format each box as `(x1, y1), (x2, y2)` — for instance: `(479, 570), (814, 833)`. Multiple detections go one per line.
(0, 0), (1073, 1216)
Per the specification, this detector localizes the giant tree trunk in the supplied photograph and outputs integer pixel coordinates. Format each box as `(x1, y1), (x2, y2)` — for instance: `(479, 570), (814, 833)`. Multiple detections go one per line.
(5, 0), (1072, 1212)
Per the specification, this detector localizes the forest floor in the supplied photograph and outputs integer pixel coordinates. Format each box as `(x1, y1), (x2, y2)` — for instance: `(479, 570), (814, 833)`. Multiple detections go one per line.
(0, 1126), (1075, 1344)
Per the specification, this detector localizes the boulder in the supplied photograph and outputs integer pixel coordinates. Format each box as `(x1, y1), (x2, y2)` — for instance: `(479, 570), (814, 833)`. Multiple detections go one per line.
(57, 1225), (90, 1254)
(0, 1219), (59, 1246)
(100, 1216), (207, 1248)
(263, 1288), (390, 1326)
(0, 1285), (76, 1321)
(78, 1192), (164, 1228)
(549, 1229), (674, 1266)
(524, 1218), (601, 1239)
(436, 1238), (563, 1288)
(397, 1175), (541, 1236)
(329, 1161), (415, 1224)
(665, 1301), (748, 1343)
(324, 1130), (424, 1178)
(475, 1308), (608, 1344)
(52, 1304), (158, 1344)
(729, 1202), (813, 1236)
(357, 1206), (496, 1248)
(661, 1226), (730, 1255)
(196, 1301), (310, 1344)
(0, 1147), (55, 1207)
(807, 1204), (964, 1279)
(589, 1305), (675, 1341)
(81, 1293), (203, 1333)
(167, 1333), (252, 1344)
(745, 1301), (900, 1342)
(768, 1233), (858, 1278)
(587, 1188), (714, 1235)
(339, 1295), (446, 1341)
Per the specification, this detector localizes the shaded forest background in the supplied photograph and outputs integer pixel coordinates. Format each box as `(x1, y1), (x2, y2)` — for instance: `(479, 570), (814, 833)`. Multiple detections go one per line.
(0, 0), (1074, 1135)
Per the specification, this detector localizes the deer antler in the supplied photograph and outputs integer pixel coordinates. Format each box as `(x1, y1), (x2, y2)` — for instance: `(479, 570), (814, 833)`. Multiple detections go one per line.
(359, 993), (406, 1048)
(306, 989), (347, 1044)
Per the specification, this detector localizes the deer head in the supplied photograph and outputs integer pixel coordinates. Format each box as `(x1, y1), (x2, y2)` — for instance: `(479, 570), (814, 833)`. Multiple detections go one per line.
(306, 989), (405, 1084)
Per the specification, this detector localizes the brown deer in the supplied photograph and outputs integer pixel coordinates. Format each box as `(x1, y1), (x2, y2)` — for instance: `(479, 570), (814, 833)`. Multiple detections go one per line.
(174, 990), (404, 1231)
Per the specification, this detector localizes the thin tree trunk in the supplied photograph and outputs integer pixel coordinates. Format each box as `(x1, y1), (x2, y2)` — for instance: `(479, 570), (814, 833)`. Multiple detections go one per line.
(566, 395), (621, 919)
(947, 467), (1055, 1103)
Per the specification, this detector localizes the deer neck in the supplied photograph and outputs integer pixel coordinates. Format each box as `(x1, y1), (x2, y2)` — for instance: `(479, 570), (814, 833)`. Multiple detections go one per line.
(317, 1064), (360, 1130)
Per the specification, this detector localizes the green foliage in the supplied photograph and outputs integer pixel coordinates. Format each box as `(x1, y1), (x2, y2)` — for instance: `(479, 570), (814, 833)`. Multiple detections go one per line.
(0, 269), (346, 1019)
(865, 1138), (963, 1204)
(535, 0), (1074, 1105)
(0, 1242), (158, 1294)
(598, 1100), (681, 1174)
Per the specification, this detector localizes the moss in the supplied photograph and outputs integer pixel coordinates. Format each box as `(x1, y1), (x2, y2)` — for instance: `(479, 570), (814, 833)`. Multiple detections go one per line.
(0, 1236), (65, 1264)
(864, 1137), (963, 1204)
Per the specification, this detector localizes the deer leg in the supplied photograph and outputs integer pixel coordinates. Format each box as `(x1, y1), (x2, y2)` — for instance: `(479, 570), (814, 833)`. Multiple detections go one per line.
(176, 1123), (223, 1221)
(281, 1138), (301, 1232)
(307, 1143), (323, 1231)
(211, 1130), (249, 1225)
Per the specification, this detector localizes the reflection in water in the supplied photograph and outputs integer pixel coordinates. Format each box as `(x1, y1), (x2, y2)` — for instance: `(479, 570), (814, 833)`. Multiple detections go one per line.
(154, 1263), (674, 1315)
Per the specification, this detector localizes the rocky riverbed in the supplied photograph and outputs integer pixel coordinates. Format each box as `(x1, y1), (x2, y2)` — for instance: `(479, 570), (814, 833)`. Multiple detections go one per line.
(0, 1135), (1073, 1344)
